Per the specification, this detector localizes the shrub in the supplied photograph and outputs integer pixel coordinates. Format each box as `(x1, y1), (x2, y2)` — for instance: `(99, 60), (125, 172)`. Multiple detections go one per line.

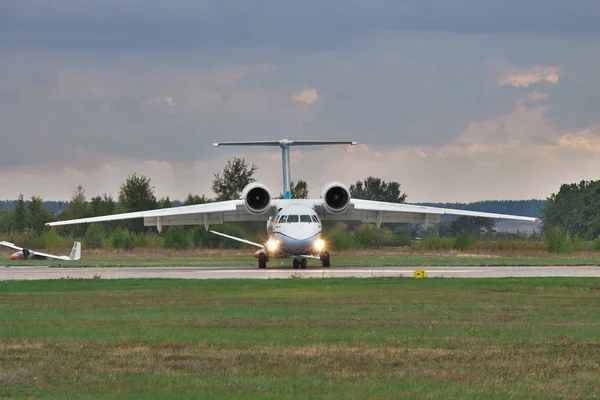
(110, 228), (134, 251)
(560, 234), (573, 254)
(84, 224), (105, 249)
(325, 223), (358, 251)
(594, 237), (600, 251)
(544, 227), (565, 253)
(44, 227), (60, 253)
(454, 232), (475, 251)
(164, 227), (190, 249)
(413, 234), (454, 251)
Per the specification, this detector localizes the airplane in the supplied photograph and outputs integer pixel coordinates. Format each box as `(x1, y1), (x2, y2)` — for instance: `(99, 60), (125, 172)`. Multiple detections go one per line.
(45, 139), (539, 269)
(1, 240), (82, 261)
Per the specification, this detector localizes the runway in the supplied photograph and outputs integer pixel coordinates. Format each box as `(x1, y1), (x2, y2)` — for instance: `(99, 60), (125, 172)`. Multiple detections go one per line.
(1, 265), (600, 280)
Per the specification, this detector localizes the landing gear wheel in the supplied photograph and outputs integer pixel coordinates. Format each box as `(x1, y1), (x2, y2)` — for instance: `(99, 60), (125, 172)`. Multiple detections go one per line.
(258, 253), (267, 269)
(300, 258), (307, 269)
(320, 251), (331, 268)
(293, 258), (300, 269)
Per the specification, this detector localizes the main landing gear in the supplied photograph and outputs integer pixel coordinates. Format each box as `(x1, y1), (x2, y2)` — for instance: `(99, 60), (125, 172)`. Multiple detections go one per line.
(258, 253), (268, 269)
(257, 252), (331, 269)
(320, 251), (331, 268)
(293, 258), (308, 269)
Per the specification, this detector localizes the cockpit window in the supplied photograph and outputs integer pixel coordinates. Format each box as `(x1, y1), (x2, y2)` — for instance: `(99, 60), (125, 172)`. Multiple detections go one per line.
(279, 215), (287, 223)
(311, 215), (319, 223)
(300, 215), (312, 223)
(287, 215), (299, 223)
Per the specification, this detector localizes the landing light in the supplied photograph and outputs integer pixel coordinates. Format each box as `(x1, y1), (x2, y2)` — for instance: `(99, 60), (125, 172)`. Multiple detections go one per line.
(314, 239), (325, 252)
(266, 239), (279, 252)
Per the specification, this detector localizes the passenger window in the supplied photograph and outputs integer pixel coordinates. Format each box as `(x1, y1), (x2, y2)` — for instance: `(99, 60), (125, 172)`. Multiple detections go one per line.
(300, 215), (312, 223)
(287, 215), (299, 223)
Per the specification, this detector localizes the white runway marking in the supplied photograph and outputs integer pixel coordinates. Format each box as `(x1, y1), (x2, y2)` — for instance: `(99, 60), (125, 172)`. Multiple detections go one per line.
(2, 266), (600, 280)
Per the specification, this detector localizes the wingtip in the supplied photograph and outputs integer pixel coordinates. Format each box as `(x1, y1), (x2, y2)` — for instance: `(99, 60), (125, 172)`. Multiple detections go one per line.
(213, 143), (219, 147)
(45, 223), (50, 227)
(535, 218), (540, 221)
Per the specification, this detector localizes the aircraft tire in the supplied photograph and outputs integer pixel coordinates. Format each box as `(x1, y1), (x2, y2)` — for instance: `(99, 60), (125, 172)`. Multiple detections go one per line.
(293, 258), (300, 269)
(300, 258), (307, 269)
(258, 253), (267, 269)
(320, 251), (331, 268)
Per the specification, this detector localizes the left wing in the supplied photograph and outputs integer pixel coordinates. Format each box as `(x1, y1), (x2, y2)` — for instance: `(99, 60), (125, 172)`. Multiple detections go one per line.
(274, 199), (539, 228)
(325, 199), (539, 227)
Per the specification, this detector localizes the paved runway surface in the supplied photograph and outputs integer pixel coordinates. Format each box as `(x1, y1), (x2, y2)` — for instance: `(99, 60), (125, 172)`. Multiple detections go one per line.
(1, 266), (600, 280)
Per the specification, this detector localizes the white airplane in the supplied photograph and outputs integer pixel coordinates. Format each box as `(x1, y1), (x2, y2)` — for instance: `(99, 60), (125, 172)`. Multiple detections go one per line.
(46, 139), (539, 269)
(1, 241), (81, 261)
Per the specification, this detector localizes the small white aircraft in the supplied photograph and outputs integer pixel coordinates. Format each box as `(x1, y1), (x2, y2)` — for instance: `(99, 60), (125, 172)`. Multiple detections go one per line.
(1, 241), (81, 261)
(46, 139), (539, 269)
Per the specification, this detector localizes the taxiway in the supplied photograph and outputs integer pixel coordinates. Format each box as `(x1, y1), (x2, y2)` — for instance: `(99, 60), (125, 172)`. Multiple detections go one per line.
(1, 265), (600, 280)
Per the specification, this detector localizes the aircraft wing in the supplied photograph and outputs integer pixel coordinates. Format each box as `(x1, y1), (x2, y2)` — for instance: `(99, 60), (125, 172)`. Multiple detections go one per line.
(45, 200), (269, 231)
(0, 241), (24, 252)
(301, 199), (539, 226)
(0, 241), (72, 260)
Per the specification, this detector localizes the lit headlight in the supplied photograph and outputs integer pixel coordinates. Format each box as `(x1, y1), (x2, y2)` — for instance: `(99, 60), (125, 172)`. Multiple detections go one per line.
(314, 239), (325, 252)
(266, 239), (279, 252)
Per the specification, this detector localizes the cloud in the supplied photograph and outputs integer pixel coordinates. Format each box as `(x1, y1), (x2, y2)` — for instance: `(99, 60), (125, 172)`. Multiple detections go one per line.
(525, 91), (549, 103)
(500, 66), (560, 87)
(2, 2), (600, 202)
(291, 89), (319, 104)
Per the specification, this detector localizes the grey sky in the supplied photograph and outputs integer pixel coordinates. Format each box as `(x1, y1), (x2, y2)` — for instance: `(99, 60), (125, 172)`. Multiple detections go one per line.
(1, 1), (599, 202)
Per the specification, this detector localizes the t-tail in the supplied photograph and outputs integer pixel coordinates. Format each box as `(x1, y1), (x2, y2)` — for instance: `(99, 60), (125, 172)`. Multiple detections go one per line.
(213, 139), (357, 199)
(69, 241), (82, 260)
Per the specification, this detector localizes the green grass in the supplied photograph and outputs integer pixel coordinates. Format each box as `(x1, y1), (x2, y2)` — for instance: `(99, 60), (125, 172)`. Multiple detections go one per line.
(1, 278), (600, 399)
(2, 248), (600, 268)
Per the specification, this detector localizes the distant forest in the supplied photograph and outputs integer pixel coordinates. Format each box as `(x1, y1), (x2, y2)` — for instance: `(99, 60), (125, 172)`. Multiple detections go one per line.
(0, 199), (545, 218)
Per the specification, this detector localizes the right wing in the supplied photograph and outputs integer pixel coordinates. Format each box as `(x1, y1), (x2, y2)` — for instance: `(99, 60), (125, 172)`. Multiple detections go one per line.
(45, 200), (267, 231)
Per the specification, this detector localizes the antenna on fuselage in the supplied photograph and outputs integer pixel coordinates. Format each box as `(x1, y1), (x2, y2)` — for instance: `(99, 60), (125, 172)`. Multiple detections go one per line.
(213, 139), (357, 199)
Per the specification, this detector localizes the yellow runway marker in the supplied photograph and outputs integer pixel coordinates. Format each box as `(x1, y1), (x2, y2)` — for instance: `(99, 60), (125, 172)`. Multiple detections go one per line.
(413, 270), (426, 279)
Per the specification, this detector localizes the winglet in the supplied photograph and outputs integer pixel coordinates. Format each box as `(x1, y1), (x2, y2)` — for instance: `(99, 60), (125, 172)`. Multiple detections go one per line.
(69, 241), (82, 261)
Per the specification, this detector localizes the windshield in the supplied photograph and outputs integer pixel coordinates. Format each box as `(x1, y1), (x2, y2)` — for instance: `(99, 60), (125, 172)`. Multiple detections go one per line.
(300, 215), (312, 223)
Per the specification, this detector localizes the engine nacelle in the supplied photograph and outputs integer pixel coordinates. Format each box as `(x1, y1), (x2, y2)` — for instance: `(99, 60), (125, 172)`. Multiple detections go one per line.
(320, 181), (351, 213)
(241, 182), (272, 215)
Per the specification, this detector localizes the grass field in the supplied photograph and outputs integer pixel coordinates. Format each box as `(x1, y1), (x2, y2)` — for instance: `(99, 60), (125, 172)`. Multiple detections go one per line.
(1, 278), (600, 399)
(2, 247), (600, 268)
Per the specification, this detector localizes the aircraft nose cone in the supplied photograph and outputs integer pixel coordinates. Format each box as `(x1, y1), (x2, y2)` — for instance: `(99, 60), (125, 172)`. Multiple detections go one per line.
(10, 254), (19, 260)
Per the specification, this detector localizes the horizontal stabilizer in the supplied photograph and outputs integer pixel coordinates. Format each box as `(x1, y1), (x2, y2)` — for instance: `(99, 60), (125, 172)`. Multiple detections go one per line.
(214, 139), (357, 147)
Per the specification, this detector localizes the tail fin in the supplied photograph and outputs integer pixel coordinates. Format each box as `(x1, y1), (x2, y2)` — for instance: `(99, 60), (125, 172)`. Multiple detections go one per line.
(214, 139), (357, 199)
(69, 241), (81, 260)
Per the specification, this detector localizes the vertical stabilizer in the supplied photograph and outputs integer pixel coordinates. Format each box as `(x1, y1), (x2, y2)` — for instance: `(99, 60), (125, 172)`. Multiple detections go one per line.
(70, 241), (82, 260)
(213, 139), (357, 199)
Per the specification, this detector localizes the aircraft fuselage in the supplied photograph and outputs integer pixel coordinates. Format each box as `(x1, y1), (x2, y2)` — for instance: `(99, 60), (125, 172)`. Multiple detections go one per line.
(256, 204), (325, 259)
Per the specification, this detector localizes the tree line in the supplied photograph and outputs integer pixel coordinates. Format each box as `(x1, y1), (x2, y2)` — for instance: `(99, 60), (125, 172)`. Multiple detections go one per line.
(2, 156), (580, 253)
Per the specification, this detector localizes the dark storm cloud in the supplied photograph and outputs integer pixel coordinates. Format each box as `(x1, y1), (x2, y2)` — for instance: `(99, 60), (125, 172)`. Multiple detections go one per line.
(2, 1), (600, 52)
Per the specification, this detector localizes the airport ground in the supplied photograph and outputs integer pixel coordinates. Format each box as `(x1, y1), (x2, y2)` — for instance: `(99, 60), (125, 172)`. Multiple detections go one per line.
(2, 247), (600, 268)
(1, 277), (599, 399)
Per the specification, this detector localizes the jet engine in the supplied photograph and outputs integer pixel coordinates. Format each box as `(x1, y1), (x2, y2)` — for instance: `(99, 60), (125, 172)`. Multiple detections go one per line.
(320, 181), (351, 213)
(241, 182), (272, 215)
